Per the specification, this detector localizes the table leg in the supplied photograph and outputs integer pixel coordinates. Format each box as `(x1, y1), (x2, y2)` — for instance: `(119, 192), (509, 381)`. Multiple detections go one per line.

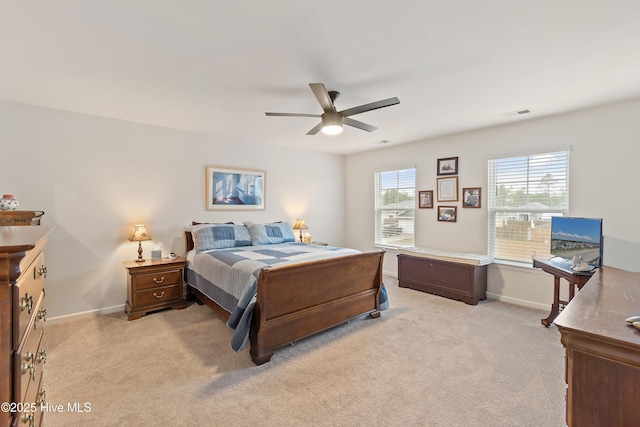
(542, 276), (561, 327)
(569, 281), (576, 301)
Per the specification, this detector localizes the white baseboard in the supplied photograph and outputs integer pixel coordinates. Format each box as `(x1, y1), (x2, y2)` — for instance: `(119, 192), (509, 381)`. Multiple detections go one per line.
(383, 270), (398, 279)
(47, 304), (125, 325)
(486, 292), (549, 312)
(387, 271), (548, 311)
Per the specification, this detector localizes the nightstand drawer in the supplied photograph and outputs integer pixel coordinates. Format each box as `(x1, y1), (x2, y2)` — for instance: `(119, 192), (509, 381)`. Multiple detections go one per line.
(132, 269), (182, 291)
(135, 284), (182, 306)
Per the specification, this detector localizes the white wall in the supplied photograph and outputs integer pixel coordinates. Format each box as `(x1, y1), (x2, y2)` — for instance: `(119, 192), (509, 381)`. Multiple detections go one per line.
(3, 97), (639, 318)
(345, 98), (640, 310)
(0, 100), (346, 319)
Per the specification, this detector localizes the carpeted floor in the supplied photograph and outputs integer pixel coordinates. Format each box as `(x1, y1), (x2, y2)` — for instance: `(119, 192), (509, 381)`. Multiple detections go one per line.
(42, 277), (566, 426)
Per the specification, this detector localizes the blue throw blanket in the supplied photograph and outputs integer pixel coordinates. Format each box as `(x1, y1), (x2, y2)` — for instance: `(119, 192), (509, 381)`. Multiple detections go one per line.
(227, 283), (389, 352)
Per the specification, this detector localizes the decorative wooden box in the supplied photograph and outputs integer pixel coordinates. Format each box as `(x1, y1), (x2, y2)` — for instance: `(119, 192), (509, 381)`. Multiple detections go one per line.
(0, 210), (44, 226)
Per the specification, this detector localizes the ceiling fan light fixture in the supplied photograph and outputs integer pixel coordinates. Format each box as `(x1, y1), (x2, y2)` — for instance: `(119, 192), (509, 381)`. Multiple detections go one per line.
(321, 113), (343, 135)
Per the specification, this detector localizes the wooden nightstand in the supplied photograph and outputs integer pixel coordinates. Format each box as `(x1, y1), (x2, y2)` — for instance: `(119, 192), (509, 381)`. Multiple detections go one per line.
(123, 257), (188, 320)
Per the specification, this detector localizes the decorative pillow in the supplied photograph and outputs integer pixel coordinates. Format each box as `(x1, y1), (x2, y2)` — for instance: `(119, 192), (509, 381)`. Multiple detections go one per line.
(191, 223), (252, 252)
(244, 221), (296, 245)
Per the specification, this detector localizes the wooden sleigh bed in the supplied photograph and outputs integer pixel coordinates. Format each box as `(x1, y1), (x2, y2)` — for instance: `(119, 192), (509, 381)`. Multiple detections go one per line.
(185, 230), (385, 365)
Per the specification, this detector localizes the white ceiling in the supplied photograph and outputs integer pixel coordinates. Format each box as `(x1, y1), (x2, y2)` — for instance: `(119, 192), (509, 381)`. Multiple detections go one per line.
(2, 1), (640, 155)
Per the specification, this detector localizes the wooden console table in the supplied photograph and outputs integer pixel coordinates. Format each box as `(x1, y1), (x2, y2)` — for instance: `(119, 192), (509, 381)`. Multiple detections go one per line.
(532, 257), (595, 327)
(554, 266), (640, 426)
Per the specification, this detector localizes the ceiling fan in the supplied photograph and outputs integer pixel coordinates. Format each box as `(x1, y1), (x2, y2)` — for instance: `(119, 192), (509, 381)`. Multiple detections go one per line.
(265, 83), (400, 135)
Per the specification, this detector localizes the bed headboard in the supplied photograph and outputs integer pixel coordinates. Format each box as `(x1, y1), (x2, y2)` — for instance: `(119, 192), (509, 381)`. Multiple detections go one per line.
(185, 231), (194, 252)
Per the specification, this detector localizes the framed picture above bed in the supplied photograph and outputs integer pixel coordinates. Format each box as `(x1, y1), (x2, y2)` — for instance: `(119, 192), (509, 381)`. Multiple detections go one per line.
(206, 166), (266, 210)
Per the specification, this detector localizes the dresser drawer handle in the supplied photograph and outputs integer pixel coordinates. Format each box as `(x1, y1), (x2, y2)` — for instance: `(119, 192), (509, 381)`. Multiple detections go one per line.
(22, 412), (35, 427)
(22, 362), (36, 380)
(33, 264), (47, 279)
(153, 276), (165, 284)
(37, 349), (47, 364)
(153, 291), (165, 299)
(20, 293), (34, 314)
(38, 388), (46, 405)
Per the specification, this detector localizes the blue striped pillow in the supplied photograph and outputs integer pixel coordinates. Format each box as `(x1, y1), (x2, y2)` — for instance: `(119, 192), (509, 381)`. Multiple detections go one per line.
(191, 224), (252, 252)
(244, 221), (296, 245)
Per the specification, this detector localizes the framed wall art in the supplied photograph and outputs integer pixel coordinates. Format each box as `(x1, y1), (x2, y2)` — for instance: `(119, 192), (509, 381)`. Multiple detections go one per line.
(205, 166), (265, 210)
(438, 206), (457, 222)
(437, 177), (458, 202)
(462, 187), (481, 208)
(437, 157), (458, 176)
(418, 190), (433, 208)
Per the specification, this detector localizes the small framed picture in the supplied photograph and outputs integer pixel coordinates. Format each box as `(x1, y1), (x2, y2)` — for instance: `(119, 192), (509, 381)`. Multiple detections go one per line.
(437, 177), (458, 202)
(438, 206), (457, 222)
(462, 187), (481, 208)
(437, 157), (458, 176)
(418, 190), (433, 209)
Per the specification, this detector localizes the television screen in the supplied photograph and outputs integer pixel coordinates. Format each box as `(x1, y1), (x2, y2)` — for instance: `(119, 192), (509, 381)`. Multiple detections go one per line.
(550, 217), (603, 267)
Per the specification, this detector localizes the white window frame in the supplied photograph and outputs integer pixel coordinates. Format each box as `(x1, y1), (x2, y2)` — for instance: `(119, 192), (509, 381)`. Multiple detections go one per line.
(374, 167), (416, 248)
(488, 149), (569, 264)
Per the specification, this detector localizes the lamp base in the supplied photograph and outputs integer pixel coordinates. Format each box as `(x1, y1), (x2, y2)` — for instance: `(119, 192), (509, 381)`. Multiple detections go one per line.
(135, 241), (144, 262)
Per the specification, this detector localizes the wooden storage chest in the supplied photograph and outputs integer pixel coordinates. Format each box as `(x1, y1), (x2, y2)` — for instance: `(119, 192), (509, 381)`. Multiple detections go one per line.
(397, 247), (493, 305)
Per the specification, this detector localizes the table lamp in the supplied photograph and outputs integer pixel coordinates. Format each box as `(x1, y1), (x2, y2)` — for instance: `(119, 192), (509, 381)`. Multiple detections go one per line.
(128, 224), (152, 262)
(292, 219), (308, 242)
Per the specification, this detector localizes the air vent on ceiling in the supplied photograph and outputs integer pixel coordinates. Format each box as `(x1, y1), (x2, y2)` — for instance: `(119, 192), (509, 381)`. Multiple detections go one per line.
(502, 109), (533, 117)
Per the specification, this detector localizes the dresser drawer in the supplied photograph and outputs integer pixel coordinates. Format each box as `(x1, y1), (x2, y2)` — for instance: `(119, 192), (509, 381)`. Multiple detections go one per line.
(14, 296), (44, 404)
(135, 284), (182, 307)
(18, 367), (44, 427)
(132, 268), (182, 291)
(15, 251), (46, 346)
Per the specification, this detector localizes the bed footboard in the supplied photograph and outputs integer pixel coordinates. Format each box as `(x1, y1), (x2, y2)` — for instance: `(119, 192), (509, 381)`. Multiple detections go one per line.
(249, 249), (385, 365)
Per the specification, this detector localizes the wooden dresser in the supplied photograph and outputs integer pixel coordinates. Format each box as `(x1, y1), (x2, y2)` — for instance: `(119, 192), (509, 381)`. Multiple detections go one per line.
(554, 266), (640, 426)
(0, 226), (52, 427)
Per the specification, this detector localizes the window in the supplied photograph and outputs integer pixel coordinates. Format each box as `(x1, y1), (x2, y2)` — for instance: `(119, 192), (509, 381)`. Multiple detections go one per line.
(374, 167), (416, 247)
(488, 150), (569, 263)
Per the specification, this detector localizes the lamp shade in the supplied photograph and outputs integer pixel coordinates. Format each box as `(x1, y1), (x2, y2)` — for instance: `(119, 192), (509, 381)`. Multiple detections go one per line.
(292, 219), (308, 231)
(128, 224), (151, 242)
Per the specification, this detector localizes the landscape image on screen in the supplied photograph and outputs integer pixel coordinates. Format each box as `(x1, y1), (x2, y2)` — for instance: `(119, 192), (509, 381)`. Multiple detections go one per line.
(551, 217), (602, 266)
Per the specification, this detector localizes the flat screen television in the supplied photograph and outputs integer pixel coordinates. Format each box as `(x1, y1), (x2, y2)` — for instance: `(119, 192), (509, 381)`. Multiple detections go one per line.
(550, 216), (603, 267)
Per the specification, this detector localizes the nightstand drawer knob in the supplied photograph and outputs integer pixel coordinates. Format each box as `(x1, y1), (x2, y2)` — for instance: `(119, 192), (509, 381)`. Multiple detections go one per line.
(153, 276), (165, 284)
(153, 291), (165, 299)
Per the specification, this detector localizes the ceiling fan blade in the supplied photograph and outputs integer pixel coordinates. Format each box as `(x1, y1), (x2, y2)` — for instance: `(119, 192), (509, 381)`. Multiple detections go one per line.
(343, 117), (378, 132)
(339, 97), (400, 117)
(265, 112), (321, 118)
(309, 83), (336, 113)
(306, 122), (324, 135)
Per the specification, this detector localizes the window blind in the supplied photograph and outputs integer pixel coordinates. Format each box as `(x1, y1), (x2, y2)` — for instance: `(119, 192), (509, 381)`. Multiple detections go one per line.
(374, 167), (416, 247)
(488, 151), (569, 263)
